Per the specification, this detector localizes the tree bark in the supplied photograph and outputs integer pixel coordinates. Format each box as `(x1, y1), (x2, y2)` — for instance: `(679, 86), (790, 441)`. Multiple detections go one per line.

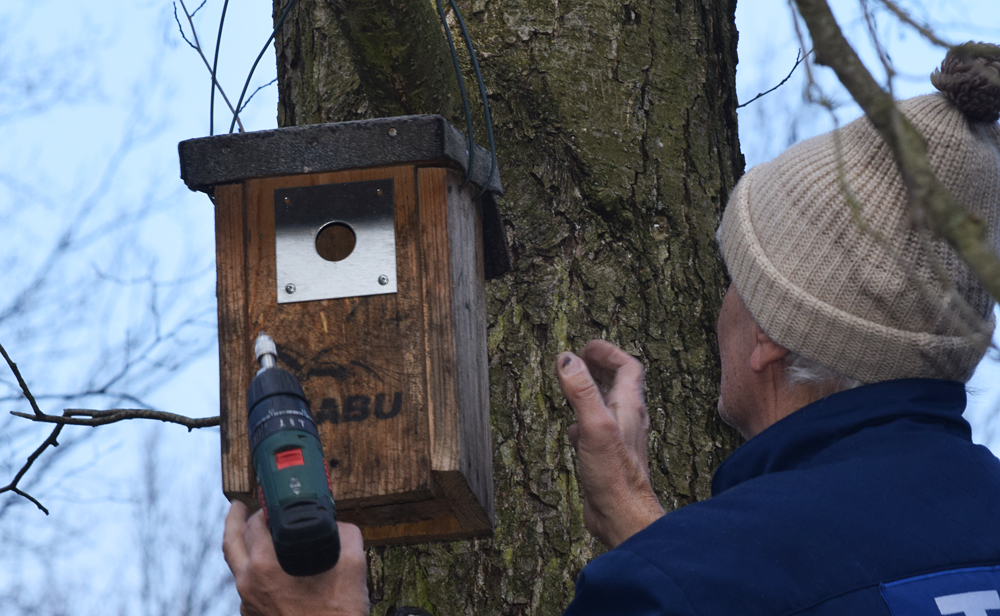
(274, 1), (743, 613)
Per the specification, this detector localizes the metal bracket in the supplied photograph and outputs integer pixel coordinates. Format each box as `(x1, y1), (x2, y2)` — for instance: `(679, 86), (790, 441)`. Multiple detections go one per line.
(274, 179), (397, 304)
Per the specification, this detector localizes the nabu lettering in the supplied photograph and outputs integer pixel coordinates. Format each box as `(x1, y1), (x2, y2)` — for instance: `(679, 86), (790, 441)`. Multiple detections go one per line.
(315, 393), (403, 424)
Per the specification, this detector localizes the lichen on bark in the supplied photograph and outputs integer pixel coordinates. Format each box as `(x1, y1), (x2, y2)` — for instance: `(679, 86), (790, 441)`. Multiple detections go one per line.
(273, 1), (744, 613)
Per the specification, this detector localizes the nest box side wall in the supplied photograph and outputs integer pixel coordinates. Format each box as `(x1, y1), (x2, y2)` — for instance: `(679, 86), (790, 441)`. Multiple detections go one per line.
(215, 182), (254, 503)
(416, 168), (494, 527)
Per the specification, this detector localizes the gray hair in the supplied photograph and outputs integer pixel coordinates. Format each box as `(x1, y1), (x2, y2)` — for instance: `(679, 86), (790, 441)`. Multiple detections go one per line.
(782, 351), (864, 392)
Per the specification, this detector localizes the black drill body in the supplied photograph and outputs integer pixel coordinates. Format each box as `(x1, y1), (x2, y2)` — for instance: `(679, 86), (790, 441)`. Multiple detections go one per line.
(247, 333), (340, 576)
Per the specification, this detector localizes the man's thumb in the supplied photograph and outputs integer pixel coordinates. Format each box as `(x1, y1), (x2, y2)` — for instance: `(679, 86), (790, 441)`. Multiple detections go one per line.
(557, 353), (612, 434)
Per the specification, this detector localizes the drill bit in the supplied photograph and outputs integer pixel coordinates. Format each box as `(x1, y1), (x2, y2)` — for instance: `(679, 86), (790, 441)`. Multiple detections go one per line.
(255, 331), (277, 372)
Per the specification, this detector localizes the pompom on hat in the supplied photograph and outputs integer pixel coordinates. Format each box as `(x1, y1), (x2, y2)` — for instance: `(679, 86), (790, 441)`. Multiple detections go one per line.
(718, 42), (1000, 384)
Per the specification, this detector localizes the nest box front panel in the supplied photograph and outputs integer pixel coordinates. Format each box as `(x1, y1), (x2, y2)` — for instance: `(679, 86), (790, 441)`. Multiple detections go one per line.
(216, 165), (433, 507)
(215, 163), (494, 545)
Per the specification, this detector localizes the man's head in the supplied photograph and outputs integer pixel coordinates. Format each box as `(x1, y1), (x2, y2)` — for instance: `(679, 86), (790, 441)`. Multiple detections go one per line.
(717, 44), (1000, 402)
(716, 282), (861, 439)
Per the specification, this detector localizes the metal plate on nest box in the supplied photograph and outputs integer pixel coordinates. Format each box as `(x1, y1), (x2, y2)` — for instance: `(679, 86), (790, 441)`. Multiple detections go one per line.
(274, 179), (397, 303)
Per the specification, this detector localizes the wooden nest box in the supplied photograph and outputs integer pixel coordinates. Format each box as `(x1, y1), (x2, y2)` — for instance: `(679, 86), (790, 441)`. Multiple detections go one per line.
(178, 115), (510, 545)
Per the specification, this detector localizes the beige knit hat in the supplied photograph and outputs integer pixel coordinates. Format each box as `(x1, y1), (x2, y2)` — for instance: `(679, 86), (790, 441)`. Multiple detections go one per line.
(719, 43), (1000, 383)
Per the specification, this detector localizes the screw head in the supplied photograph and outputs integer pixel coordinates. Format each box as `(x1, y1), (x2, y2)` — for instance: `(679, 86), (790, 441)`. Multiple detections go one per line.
(377, 188), (383, 196)
(378, 275), (389, 286)
(285, 283), (296, 294)
(388, 127), (398, 137)
(284, 196), (291, 204)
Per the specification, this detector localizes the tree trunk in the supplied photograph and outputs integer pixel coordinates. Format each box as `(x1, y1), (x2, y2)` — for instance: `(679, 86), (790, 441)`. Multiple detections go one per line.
(274, 1), (743, 614)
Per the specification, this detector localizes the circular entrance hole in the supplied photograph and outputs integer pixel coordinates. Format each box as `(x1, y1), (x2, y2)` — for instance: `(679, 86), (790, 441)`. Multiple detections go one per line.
(315, 222), (357, 262)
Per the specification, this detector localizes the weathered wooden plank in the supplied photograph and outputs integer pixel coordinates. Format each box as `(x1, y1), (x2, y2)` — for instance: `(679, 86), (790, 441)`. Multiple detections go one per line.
(417, 167), (460, 474)
(214, 182), (254, 501)
(353, 471), (492, 545)
(444, 170), (494, 525)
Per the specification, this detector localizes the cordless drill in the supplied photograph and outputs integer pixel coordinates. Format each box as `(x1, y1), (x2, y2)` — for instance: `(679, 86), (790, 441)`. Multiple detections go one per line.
(247, 332), (340, 576)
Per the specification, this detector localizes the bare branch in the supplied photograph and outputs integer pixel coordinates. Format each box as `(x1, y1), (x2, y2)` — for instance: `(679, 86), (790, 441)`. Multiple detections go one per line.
(173, 0), (244, 132)
(738, 49), (809, 109)
(172, 3), (199, 50)
(189, 0), (208, 18)
(11, 409), (220, 431)
(0, 424), (64, 515)
(860, 0), (896, 94)
(240, 77), (277, 113)
(0, 342), (43, 417)
(792, 0), (1000, 305)
(9, 487), (49, 515)
(1, 341), (217, 514)
(874, 0), (952, 49)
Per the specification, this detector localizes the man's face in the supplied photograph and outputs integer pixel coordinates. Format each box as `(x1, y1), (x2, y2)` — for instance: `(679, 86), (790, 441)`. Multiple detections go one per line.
(716, 283), (759, 438)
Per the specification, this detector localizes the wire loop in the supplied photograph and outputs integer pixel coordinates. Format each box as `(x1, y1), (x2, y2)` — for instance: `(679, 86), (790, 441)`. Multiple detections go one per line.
(229, 0), (300, 134)
(435, 0), (499, 198)
(435, 0), (477, 189)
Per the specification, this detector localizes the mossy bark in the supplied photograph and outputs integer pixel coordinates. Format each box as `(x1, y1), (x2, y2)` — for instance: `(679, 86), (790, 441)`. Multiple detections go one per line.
(274, 1), (744, 614)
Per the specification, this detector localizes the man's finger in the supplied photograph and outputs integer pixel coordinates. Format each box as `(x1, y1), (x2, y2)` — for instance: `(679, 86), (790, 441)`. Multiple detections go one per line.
(581, 340), (644, 388)
(557, 352), (616, 439)
(581, 341), (646, 427)
(244, 509), (276, 562)
(223, 500), (251, 574)
(337, 522), (366, 569)
(568, 422), (580, 449)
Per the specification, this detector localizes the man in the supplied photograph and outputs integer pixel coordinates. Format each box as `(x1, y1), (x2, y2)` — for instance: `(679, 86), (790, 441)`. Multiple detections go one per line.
(224, 45), (1000, 615)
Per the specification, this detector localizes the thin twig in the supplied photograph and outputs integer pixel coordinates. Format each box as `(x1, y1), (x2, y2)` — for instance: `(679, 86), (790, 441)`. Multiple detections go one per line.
(11, 408), (220, 431)
(860, 0), (896, 95)
(738, 48), (809, 109)
(173, 0), (244, 132)
(0, 341), (44, 417)
(240, 78), (277, 113)
(874, 0), (952, 49)
(189, 0), (208, 18)
(172, 3), (199, 50)
(1, 342), (219, 513)
(0, 424), (63, 515)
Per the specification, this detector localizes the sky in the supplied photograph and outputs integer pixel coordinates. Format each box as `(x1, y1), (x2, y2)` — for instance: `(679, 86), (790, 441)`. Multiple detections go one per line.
(0, 1), (998, 614)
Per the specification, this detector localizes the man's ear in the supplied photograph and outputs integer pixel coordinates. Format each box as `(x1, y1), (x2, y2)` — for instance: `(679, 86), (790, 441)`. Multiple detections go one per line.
(749, 325), (790, 373)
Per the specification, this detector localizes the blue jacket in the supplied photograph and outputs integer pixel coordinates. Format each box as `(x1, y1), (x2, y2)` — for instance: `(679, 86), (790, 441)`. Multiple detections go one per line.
(563, 379), (1000, 616)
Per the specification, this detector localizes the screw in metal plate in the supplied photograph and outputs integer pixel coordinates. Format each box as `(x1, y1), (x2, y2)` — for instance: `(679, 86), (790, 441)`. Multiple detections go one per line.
(377, 188), (383, 196)
(378, 275), (389, 286)
(285, 283), (296, 294)
(284, 196), (291, 204)
(388, 127), (398, 137)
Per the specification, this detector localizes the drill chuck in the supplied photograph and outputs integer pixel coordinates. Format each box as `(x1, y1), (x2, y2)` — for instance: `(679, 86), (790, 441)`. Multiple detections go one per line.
(248, 332), (340, 577)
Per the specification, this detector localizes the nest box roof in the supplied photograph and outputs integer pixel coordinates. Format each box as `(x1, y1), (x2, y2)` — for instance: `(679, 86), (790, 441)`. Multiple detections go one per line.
(177, 114), (511, 279)
(177, 114), (502, 196)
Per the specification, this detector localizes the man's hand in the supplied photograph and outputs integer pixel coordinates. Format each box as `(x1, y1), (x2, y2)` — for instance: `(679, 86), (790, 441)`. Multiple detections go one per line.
(223, 500), (370, 616)
(557, 340), (665, 548)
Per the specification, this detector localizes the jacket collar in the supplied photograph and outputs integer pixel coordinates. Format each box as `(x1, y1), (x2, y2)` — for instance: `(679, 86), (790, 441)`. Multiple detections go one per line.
(711, 379), (969, 496)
